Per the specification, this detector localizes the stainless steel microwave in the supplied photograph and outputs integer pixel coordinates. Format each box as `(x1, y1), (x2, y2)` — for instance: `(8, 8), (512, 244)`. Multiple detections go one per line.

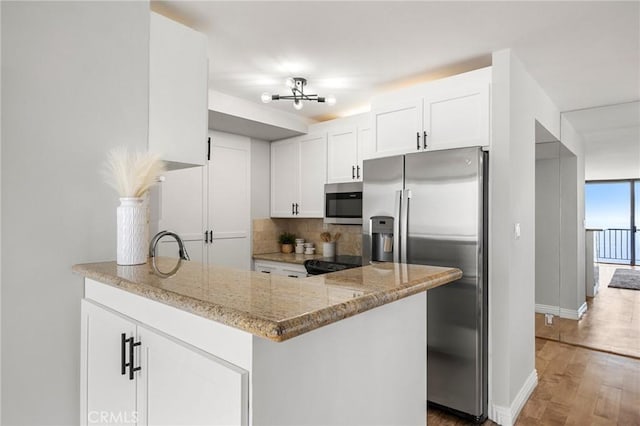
(324, 182), (363, 225)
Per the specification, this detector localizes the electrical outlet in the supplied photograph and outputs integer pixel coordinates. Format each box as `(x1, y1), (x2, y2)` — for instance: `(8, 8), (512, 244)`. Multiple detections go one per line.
(544, 313), (554, 326)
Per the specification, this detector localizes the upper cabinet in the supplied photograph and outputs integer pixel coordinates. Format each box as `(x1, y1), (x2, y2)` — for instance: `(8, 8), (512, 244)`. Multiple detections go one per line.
(271, 133), (327, 218)
(326, 120), (371, 183)
(370, 67), (491, 158)
(149, 12), (208, 169)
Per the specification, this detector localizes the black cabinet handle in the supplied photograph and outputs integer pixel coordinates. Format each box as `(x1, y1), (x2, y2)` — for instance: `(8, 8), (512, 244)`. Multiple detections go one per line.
(209, 230), (213, 243)
(423, 131), (427, 149)
(121, 333), (127, 375)
(416, 132), (420, 150)
(292, 203), (295, 215)
(356, 165), (360, 179)
(288, 275), (298, 278)
(352, 166), (355, 179)
(204, 231), (208, 244)
(295, 203), (299, 215)
(128, 338), (141, 380)
(261, 270), (271, 274)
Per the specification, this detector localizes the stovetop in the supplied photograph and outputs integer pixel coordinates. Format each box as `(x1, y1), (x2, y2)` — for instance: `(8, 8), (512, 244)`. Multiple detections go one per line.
(304, 255), (363, 275)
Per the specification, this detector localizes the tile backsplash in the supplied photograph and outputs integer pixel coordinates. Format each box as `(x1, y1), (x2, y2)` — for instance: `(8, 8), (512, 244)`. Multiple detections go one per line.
(252, 218), (362, 256)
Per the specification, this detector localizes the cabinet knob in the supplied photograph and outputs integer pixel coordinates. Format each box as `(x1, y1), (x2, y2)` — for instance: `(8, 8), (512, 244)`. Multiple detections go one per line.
(292, 203), (295, 215)
(295, 203), (299, 215)
(423, 131), (427, 149)
(352, 165), (355, 179)
(356, 165), (361, 179)
(204, 231), (208, 244)
(416, 132), (420, 150)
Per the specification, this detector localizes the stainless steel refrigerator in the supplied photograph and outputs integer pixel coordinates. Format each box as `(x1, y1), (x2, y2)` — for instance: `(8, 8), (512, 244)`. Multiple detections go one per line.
(362, 147), (488, 423)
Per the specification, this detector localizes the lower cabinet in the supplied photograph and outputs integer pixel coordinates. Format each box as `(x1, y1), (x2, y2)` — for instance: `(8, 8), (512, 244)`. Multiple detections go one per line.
(81, 300), (248, 426)
(254, 260), (308, 278)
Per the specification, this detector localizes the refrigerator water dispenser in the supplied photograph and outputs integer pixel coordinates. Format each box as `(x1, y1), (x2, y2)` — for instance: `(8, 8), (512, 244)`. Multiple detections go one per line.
(370, 216), (394, 262)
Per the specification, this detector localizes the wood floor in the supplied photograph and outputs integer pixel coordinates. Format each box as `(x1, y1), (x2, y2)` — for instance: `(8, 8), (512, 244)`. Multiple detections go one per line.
(427, 338), (640, 425)
(535, 263), (640, 359)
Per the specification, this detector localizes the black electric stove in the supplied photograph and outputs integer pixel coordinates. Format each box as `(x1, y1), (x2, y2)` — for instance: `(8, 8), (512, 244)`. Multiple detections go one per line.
(304, 255), (363, 275)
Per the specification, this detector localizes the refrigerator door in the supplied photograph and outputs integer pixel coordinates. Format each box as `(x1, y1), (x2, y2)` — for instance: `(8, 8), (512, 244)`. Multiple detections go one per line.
(362, 155), (404, 265)
(404, 147), (486, 419)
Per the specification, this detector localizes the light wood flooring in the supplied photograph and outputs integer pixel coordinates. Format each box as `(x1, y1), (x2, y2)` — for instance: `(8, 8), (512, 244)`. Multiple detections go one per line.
(427, 338), (640, 425)
(535, 263), (640, 359)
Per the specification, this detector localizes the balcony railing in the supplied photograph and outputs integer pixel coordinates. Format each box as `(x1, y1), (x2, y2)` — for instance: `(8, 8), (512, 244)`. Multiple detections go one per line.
(594, 228), (634, 264)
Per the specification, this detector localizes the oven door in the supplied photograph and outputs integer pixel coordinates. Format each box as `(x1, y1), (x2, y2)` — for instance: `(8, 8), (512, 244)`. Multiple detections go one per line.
(324, 183), (363, 225)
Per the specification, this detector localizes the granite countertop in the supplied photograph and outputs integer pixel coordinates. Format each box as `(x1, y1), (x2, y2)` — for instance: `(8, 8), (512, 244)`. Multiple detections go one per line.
(253, 252), (324, 265)
(73, 258), (462, 342)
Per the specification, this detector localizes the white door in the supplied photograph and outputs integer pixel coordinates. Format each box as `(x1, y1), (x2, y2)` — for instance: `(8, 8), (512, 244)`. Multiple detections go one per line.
(81, 301), (137, 426)
(208, 131), (251, 270)
(298, 133), (327, 217)
(422, 83), (490, 151)
(371, 100), (422, 158)
(270, 138), (299, 217)
(158, 166), (205, 263)
(137, 326), (248, 426)
(327, 127), (358, 183)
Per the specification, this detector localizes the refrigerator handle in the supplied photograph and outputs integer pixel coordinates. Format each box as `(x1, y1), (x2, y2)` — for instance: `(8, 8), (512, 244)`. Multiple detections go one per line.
(393, 190), (402, 263)
(401, 189), (411, 264)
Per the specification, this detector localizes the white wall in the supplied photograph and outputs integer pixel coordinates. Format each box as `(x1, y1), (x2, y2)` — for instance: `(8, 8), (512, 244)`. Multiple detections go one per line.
(1, 2), (150, 424)
(559, 118), (586, 315)
(250, 138), (271, 219)
(535, 157), (560, 307)
(490, 49), (562, 424)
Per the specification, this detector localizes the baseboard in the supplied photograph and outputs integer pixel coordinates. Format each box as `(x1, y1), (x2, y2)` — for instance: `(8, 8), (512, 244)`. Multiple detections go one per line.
(535, 303), (587, 320)
(489, 369), (538, 426)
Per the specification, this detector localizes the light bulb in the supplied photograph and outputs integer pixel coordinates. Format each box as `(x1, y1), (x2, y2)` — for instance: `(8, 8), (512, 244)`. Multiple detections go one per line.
(261, 92), (272, 103)
(285, 77), (296, 89)
(326, 95), (337, 106)
(293, 99), (303, 110)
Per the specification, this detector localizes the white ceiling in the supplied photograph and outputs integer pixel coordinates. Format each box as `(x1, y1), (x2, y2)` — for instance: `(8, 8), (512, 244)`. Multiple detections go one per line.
(153, 1), (639, 121)
(563, 102), (640, 180)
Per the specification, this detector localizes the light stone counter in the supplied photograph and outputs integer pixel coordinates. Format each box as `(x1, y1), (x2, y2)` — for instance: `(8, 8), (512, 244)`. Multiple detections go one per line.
(73, 257), (461, 342)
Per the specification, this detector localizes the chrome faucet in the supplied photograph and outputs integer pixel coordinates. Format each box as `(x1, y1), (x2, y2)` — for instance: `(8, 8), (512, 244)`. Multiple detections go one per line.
(149, 230), (190, 261)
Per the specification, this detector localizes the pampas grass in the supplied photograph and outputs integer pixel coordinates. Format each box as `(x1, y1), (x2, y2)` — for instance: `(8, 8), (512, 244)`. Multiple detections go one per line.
(103, 146), (166, 198)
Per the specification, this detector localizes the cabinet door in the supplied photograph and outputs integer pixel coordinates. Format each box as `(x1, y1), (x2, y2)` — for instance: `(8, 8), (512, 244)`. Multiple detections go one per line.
(371, 100), (422, 158)
(157, 166), (205, 262)
(81, 301), (137, 426)
(422, 83), (490, 151)
(298, 133), (327, 217)
(137, 326), (248, 426)
(208, 132), (251, 269)
(271, 138), (299, 217)
(327, 127), (358, 183)
(149, 12), (207, 168)
(357, 126), (371, 181)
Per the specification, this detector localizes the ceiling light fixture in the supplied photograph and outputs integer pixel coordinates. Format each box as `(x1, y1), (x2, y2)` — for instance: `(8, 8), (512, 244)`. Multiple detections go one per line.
(261, 77), (336, 110)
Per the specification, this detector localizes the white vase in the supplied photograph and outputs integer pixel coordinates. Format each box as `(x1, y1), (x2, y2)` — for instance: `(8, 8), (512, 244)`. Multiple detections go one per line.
(117, 197), (147, 265)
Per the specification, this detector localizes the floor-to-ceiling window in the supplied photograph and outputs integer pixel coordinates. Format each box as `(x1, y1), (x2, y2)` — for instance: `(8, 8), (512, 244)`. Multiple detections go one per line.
(585, 180), (638, 265)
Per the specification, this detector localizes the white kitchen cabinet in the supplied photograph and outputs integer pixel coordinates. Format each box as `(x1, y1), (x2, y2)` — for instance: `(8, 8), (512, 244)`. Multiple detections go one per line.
(370, 67), (491, 158)
(270, 138), (299, 217)
(326, 124), (371, 183)
(138, 325), (248, 426)
(371, 99), (422, 158)
(81, 300), (248, 426)
(149, 12), (208, 169)
(422, 83), (490, 151)
(270, 133), (326, 218)
(254, 260), (307, 278)
(80, 300), (136, 426)
(297, 133), (327, 217)
(158, 131), (251, 269)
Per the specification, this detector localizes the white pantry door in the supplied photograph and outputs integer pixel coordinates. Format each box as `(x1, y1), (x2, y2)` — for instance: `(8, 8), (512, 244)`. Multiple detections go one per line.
(207, 131), (251, 270)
